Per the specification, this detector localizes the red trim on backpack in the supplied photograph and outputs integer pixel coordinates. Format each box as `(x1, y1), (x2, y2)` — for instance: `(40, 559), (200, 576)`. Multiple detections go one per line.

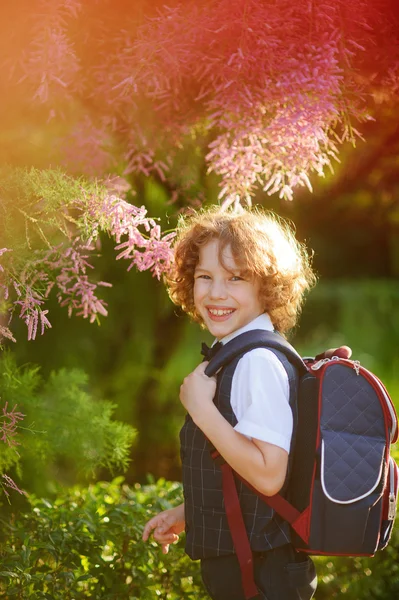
(359, 366), (398, 537)
(360, 367), (398, 444)
(373, 373), (398, 443)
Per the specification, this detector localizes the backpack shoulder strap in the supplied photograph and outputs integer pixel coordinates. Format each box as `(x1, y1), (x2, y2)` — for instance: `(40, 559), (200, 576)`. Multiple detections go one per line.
(205, 329), (308, 596)
(204, 329), (307, 377)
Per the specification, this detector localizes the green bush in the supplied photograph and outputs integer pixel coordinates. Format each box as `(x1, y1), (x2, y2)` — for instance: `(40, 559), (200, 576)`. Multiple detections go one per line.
(0, 478), (207, 600)
(0, 352), (136, 499)
(314, 528), (399, 600)
(0, 477), (398, 599)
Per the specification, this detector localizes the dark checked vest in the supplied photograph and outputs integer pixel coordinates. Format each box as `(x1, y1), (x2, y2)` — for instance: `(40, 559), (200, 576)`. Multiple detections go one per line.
(180, 348), (299, 559)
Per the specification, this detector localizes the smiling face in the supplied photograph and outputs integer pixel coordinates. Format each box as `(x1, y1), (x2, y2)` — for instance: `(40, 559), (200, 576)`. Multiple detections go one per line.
(193, 238), (264, 340)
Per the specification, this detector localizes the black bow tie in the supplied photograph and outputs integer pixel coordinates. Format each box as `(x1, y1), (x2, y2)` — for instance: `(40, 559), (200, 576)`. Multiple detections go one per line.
(201, 341), (223, 361)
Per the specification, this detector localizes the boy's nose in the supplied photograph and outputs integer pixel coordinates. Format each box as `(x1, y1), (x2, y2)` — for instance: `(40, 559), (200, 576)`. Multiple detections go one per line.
(209, 280), (228, 299)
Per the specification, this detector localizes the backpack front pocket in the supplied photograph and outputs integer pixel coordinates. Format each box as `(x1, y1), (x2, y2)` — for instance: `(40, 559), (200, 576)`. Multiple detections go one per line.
(307, 431), (386, 554)
(320, 432), (386, 504)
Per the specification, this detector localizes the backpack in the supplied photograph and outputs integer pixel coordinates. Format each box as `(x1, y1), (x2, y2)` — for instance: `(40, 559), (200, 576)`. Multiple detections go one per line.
(204, 330), (399, 600)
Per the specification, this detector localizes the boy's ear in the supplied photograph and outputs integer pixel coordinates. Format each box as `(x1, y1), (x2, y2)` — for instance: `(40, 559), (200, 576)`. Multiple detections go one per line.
(315, 346), (352, 360)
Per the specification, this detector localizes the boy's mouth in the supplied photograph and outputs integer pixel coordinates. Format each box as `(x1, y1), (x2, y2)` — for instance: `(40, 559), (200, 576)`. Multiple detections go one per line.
(206, 307), (235, 321)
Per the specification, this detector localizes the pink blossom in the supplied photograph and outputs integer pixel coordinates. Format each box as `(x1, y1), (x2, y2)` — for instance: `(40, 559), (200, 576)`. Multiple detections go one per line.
(1, 402), (25, 448)
(87, 193), (175, 279)
(40, 310), (52, 335)
(57, 272), (109, 323)
(0, 248), (12, 285)
(0, 285), (9, 301)
(1, 474), (27, 497)
(39, 238), (110, 324)
(0, 401), (26, 497)
(0, 325), (16, 343)
(0, 248), (11, 261)
(14, 288), (52, 341)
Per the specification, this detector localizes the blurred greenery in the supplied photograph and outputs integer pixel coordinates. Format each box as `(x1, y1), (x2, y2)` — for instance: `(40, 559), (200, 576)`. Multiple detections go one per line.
(0, 351), (136, 506)
(0, 478), (398, 599)
(0, 478), (207, 599)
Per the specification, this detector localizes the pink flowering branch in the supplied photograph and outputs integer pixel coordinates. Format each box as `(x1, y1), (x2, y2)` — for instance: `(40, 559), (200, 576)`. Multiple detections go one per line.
(0, 183), (175, 341)
(2, 254), (53, 341)
(14, 289), (52, 341)
(87, 0), (380, 203)
(1, 475), (27, 498)
(53, 239), (111, 323)
(5, 1), (399, 204)
(45, 193), (175, 323)
(1, 401), (25, 449)
(0, 402), (27, 499)
(98, 194), (176, 277)
(0, 247), (12, 309)
(0, 249), (17, 343)
(82, 192), (176, 278)
(21, 0), (81, 106)
(0, 325), (16, 344)
(205, 40), (348, 204)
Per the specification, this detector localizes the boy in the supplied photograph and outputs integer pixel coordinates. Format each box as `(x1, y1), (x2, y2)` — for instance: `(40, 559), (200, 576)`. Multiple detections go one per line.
(143, 207), (350, 599)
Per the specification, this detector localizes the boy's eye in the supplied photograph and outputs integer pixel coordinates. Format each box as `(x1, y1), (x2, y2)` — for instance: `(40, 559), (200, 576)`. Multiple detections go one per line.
(231, 275), (244, 281)
(195, 274), (211, 279)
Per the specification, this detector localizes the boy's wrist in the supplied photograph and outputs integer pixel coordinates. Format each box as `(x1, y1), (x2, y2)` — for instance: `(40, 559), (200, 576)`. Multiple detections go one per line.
(192, 401), (219, 431)
(174, 502), (185, 517)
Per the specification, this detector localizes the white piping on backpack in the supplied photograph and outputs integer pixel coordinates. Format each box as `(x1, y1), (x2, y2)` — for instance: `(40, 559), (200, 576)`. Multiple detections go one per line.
(320, 439), (385, 505)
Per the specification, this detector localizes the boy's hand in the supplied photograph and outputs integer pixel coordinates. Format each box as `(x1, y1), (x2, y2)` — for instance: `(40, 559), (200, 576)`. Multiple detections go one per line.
(180, 362), (217, 422)
(142, 505), (185, 554)
(316, 346), (352, 360)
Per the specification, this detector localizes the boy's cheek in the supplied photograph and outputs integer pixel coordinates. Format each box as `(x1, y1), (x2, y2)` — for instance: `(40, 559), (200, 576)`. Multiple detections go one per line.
(193, 287), (203, 308)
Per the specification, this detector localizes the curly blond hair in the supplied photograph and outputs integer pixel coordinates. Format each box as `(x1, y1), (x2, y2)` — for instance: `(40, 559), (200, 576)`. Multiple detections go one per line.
(166, 206), (316, 333)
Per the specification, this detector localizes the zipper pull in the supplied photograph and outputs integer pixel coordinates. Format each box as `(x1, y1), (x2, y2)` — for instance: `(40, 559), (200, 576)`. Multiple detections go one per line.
(353, 360), (360, 376)
(388, 493), (397, 520)
(311, 358), (330, 371)
(388, 457), (397, 520)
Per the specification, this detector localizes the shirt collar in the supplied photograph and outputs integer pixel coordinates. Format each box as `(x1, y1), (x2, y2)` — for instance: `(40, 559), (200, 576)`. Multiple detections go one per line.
(215, 313), (274, 346)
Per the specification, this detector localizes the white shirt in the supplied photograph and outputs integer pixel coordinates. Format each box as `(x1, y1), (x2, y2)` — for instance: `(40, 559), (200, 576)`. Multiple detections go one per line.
(218, 313), (293, 453)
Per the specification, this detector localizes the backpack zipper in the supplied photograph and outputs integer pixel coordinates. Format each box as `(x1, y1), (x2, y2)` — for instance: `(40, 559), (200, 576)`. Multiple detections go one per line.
(311, 356), (359, 372)
(310, 357), (334, 370)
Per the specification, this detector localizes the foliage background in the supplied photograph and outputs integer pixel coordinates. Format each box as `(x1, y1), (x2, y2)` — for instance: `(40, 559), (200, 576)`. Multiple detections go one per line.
(0, 0), (398, 598)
